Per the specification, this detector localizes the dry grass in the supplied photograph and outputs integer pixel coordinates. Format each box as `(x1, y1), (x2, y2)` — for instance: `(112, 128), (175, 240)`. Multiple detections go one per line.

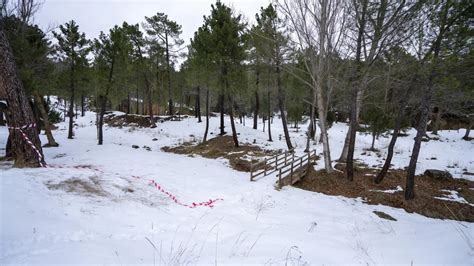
(46, 176), (108, 197)
(293, 166), (474, 222)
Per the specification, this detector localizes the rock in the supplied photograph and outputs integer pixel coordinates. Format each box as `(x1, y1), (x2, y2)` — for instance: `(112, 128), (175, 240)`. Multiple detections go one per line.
(152, 138), (158, 141)
(424, 169), (453, 180)
(132, 145), (139, 149)
(373, 211), (397, 221)
(143, 145), (151, 151)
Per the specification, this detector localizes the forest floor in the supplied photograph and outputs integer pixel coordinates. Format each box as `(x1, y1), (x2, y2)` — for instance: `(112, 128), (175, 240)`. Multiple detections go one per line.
(1, 105), (474, 264)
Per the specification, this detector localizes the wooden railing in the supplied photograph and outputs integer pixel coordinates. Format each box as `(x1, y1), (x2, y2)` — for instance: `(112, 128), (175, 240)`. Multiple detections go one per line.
(250, 149), (294, 181)
(276, 149), (317, 189)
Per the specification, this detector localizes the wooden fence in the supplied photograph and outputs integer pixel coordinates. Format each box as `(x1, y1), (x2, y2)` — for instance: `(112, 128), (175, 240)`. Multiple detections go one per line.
(250, 149), (294, 181)
(250, 149), (317, 186)
(276, 149), (317, 189)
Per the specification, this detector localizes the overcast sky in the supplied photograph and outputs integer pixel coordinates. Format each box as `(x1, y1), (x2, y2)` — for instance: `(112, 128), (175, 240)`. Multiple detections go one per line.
(35, 0), (270, 45)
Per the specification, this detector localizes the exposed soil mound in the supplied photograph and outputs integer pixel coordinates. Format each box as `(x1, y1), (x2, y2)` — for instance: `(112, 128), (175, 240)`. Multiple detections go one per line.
(162, 136), (277, 172)
(294, 167), (474, 222)
(105, 113), (186, 128)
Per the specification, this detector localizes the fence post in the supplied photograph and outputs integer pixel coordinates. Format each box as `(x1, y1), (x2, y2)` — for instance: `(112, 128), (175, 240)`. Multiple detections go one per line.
(250, 163), (253, 181)
(290, 162), (294, 179)
(278, 168), (282, 189)
(264, 160), (267, 176)
(275, 154), (278, 168)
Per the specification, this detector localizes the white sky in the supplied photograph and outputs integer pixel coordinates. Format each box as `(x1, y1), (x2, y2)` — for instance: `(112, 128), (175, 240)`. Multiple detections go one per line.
(35, 0), (270, 45)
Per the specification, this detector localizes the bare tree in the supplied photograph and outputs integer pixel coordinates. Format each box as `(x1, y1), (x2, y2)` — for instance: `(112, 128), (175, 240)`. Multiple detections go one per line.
(277, 0), (347, 172)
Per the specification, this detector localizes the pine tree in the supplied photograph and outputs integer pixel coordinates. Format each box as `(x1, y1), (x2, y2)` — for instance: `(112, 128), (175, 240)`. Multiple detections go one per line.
(192, 1), (248, 147)
(53, 20), (89, 139)
(143, 12), (183, 116)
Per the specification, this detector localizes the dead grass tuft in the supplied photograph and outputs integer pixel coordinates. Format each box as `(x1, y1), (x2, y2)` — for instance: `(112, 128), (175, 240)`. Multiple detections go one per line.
(46, 176), (108, 197)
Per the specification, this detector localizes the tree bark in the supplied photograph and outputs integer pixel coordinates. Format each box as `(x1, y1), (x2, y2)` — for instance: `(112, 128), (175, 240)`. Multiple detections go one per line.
(127, 92), (130, 114)
(405, 92), (430, 200)
(197, 86), (202, 123)
(98, 58), (114, 145)
(81, 93), (85, 117)
(253, 75), (259, 130)
(67, 62), (75, 139)
(0, 26), (45, 167)
(228, 96), (239, 148)
(136, 87), (139, 114)
(432, 106), (442, 135)
(462, 116), (472, 140)
(219, 93), (225, 135)
(144, 73), (153, 121)
(346, 0), (367, 181)
(33, 91), (58, 147)
(203, 89), (209, 142)
(374, 97), (407, 184)
(268, 90), (272, 142)
(276, 61), (292, 150)
(165, 31), (173, 116)
(0, 110), (4, 126)
(305, 89), (317, 152)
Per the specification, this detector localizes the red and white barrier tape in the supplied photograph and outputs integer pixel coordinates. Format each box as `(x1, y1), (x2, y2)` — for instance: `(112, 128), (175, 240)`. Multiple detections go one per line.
(7, 123), (223, 209)
(8, 123), (45, 167)
(132, 175), (223, 209)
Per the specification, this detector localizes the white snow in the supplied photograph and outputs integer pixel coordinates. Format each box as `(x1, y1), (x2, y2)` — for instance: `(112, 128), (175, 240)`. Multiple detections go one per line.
(1, 111), (473, 264)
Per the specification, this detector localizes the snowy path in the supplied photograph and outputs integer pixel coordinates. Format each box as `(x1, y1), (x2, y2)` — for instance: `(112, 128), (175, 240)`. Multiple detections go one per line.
(1, 112), (473, 264)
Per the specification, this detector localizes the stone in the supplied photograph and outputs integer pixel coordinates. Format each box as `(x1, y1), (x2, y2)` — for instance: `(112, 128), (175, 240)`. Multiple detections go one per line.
(424, 169), (453, 180)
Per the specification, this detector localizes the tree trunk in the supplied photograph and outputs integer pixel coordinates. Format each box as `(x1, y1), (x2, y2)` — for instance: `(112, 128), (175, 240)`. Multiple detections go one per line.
(81, 93), (85, 117)
(371, 132), (376, 150)
(305, 89), (317, 152)
(253, 79), (259, 130)
(67, 63), (74, 139)
(127, 92), (130, 114)
(375, 84), (412, 184)
(219, 93), (225, 135)
(228, 96), (239, 148)
(463, 117), (472, 140)
(136, 87), (139, 114)
(98, 59), (114, 145)
(197, 86), (202, 123)
(203, 89), (209, 142)
(165, 31), (173, 116)
(432, 106), (442, 135)
(98, 95), (106, 145)
(33, 92), (58, 147)
(0, 110), (4, 126)
(0, 26), (45, 167)
(276, 63), (292, 150)
(268, 90), (272, 142)
(144, 73), (153, 121)
(345, 0), (367, 181)
(405, 93), (430, 200)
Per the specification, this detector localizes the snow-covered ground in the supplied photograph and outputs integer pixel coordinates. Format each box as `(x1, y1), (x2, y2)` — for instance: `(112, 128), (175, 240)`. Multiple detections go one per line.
(1, 111), (473, 264)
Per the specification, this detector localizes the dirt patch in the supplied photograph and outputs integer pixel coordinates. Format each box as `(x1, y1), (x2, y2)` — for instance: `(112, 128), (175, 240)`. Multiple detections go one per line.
(105, 113), (186, 128)
(162, 136), (278, 172)
(46, 176), (108, 197)
(293, 167), (474, 222)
